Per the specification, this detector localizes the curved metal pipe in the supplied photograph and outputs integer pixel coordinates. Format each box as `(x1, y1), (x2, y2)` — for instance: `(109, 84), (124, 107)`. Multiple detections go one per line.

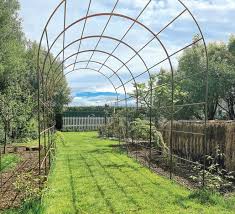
(45, 35), (149, 85)
(69, 67), (120, 104)
(44, 34), (151, 107)
(39, 13), (170, 96)
(39, 12), (176, 110)
(50, 49), (137, 100)
(57, 60), (127, 96)
(51, 61), (128, 105)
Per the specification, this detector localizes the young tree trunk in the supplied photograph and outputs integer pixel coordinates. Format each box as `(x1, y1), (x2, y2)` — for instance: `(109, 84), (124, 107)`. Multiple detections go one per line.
(3, 128), (7, 154)
(3, 121), (10, 154)
(227, 96), (235, 120)
(208, 100), (218, 120)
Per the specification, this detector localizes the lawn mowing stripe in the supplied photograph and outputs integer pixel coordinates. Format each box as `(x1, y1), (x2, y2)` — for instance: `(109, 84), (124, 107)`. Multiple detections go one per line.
(96, 153), (166, 209)
(67, 156), (80, 214)
(41, 132), (235, 214)
(79, 154), (116, 213)
(81, 147), (168, 211)
(91, 154), (142, 211)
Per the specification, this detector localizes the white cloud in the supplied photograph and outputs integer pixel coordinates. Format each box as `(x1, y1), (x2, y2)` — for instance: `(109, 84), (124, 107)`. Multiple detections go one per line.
(187, 0), (235, 11)
(19, 0), (235, 106)
(70, 95), (117, 106)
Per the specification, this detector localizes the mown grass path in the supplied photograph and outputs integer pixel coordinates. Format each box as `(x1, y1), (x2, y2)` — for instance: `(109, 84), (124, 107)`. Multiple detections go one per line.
(41, 132), (235, 214)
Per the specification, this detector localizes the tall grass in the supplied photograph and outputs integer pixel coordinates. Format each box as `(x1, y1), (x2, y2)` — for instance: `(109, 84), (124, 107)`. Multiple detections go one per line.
(0, 154), (21, 172)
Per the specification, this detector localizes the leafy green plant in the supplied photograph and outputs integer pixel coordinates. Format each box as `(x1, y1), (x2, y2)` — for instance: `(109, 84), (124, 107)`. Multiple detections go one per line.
(53, 131), (65, 146)
(190, 146), (234, 192)
(130, 118), (150, 140)
(13, 172), (41, 204)
(0, 154), (21, 172)
(99, 113), (126, 139)
(188, 189), (220, 205)
(130, 118), (168, 153)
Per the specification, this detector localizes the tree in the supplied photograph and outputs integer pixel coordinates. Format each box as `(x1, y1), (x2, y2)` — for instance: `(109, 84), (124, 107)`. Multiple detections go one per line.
(130, 36), (235, 121)
(224, 35), (235, 119)
(25, 41), (71, 115)
(0, 0), (25, 91)
(131, 69), (187, 123)
(177, 36), (235, 120)
(177, 37), (212, 119)
(0, 84), (34, 153)
(0, 0), (71, 148)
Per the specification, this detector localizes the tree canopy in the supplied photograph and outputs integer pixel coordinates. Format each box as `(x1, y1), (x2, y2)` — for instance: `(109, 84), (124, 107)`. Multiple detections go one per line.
(131, 36), (235, 121)
(0, 0), (70, 146)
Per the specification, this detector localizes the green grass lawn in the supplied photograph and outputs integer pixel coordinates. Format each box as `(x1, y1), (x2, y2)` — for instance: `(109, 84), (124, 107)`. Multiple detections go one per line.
(0, 154), (21, 172)
(39, 132), (235, 214)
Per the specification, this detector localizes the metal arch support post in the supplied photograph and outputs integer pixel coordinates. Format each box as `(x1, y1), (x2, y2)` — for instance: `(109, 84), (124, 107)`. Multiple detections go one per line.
(36, 0), (209, 186)
(178, 0), (209, 187)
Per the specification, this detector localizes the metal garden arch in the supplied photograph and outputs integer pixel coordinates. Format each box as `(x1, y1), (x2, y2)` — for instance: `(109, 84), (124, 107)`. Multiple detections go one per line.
(37, 0), (208, 186)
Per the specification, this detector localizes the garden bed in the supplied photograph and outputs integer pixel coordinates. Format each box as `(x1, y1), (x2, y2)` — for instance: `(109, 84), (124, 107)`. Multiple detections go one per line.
(118, 141), (235, 192)
(126, 144), (197, 189)
(0, 146), (42, 210)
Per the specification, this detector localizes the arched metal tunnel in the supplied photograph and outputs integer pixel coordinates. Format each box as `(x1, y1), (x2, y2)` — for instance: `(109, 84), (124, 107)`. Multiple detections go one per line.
(37, 0), (208, 185)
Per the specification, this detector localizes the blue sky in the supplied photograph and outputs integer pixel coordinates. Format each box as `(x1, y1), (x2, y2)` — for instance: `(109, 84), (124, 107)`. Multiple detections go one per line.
(19, 0), (235, 106)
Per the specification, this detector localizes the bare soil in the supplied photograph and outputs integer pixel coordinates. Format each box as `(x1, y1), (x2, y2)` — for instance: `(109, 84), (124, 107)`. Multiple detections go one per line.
(127, 146), (196, 190)
(0, 146), (43, 210)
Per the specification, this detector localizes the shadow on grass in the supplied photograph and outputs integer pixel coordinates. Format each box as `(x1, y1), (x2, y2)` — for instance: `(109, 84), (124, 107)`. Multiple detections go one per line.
(85, 143), (127, 156)
(102, 153), (190, 201)
(78, 141), (189, 208)
(91, 154), (142, 211)
(85, 148), (111, 155)
(111, 152), (162, 184)
(79, 154), (116, 213)
(101, 163), (132, 169)
(67, 157), (79, 214)
(99, 153), (164, 199)
(107, 144), (121, 148)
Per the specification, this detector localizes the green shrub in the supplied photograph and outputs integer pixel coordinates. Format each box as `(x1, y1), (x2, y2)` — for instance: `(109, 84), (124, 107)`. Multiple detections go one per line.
(98, 114), (126, 139)
(13, 172), (41, 214)
(188, 189), (219, 205)
(0, 154), (21, 172)
(130, 118), (168, 153)
(190, 146), (235, 192)
(53, 131), (65, 146)
(12, 119), (38, 140)
(14, 172), (40, 203)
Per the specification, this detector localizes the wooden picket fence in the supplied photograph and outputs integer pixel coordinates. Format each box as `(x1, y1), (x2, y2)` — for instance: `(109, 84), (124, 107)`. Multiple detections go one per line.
(160, 120), (235, 171)
(62, 117), (112, 131)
